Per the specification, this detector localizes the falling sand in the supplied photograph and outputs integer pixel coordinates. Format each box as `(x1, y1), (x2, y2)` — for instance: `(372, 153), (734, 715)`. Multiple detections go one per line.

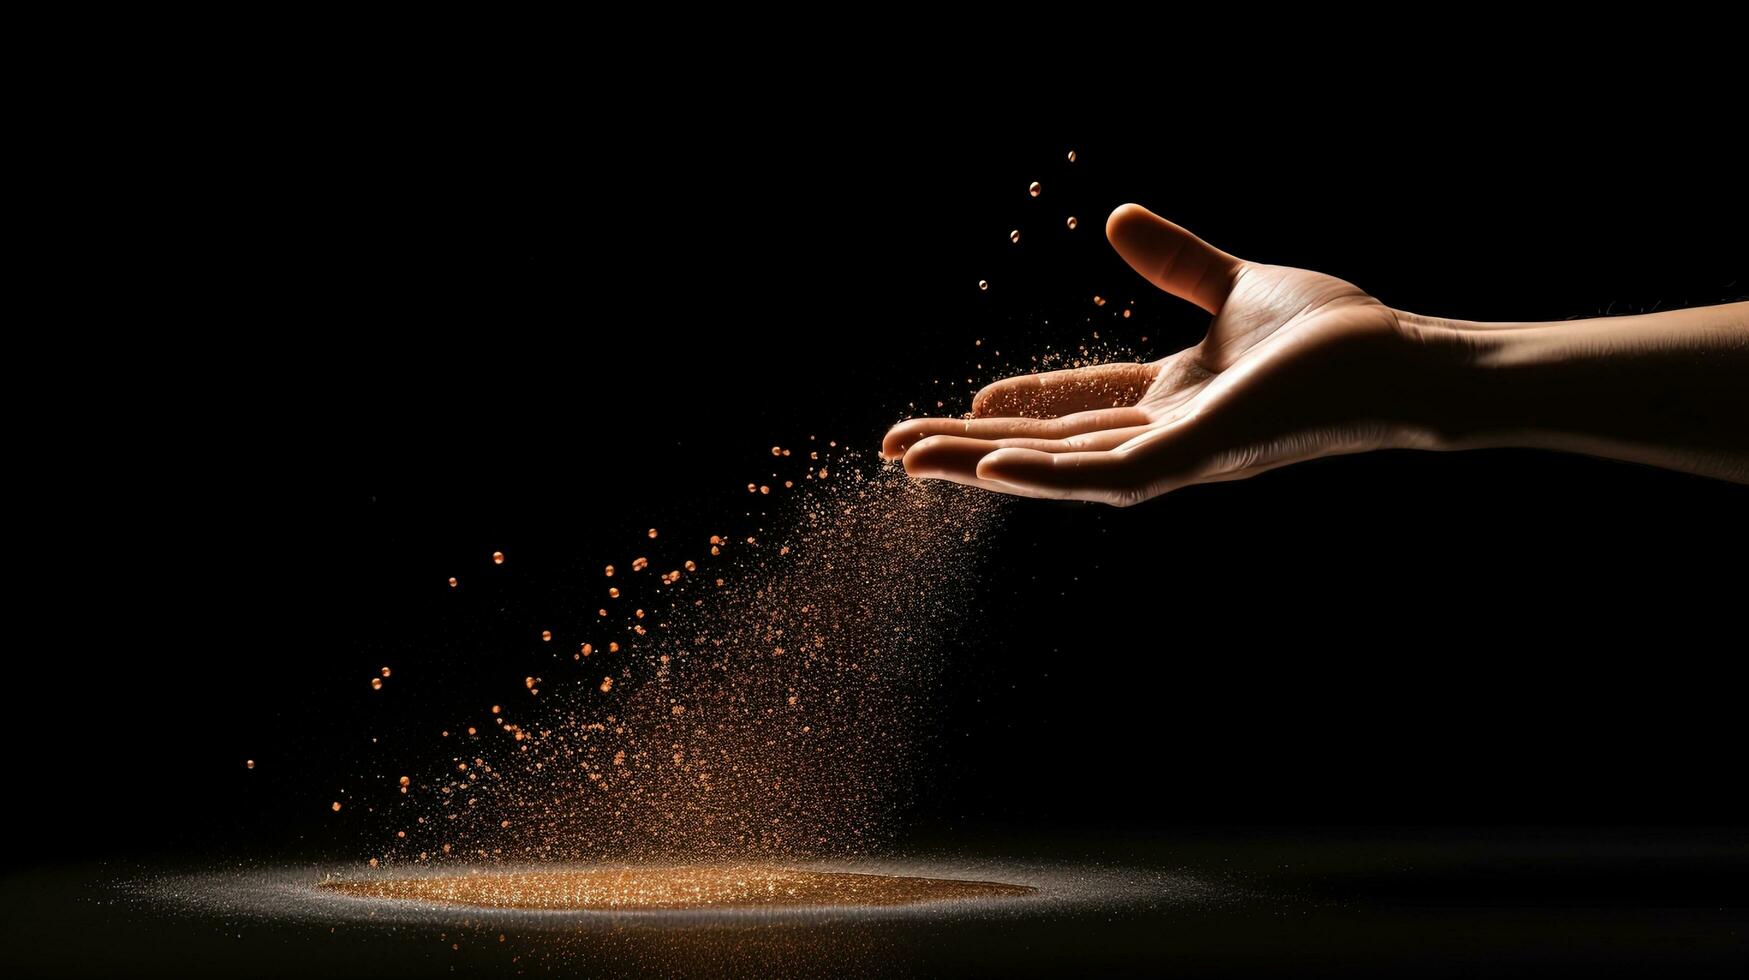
(321, 866), (1035, 911)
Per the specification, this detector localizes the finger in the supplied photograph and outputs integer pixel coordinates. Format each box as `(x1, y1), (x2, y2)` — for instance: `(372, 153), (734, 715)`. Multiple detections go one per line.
(1106, 203), (1242, 314)
(971, 362), (1158, 419)
(974, 445), (1167, 506)
(901, 428), (1153, 482)
(882, 407), (1150, 459)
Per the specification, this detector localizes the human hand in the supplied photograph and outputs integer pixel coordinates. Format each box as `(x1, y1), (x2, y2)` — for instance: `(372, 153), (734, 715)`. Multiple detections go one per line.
(883, 204), (1435, 505)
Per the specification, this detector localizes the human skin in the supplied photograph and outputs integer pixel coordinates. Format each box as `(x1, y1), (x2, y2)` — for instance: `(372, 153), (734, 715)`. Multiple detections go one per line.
(882, 204), (1749, 504)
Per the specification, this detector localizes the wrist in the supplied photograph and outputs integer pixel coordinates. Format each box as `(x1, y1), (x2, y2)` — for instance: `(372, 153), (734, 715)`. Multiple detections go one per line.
(1386, 310), (1511, 452)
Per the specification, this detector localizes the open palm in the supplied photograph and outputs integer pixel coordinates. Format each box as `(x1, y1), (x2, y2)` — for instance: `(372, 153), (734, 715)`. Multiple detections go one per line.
(883, 204), (1422, 505)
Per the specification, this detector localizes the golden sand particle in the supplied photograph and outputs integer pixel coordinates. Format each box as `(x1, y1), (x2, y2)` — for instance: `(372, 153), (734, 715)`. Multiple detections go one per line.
(381, 666), (392, 677)
(524, 676), (536, 689)
(491, 705), (501, 714)
(784, 480), (794, 488)
(747, 483), (758, 493)
(246, 759), (255, 769)
(609, 642), (619, 653)
(599, 608), (607, 616)
(1093, 295), (1106, 306)
(818, 468), (828, 478)
(582, 642), (593, 656)
(399, 775), (410, 787)
(396, 830), (406, 839)
(448, 577), (458, 588)
(613, 750), (626, 766)
(715, 578), (725, 587)
(634, 624), (647, 635)
(1067, 149), (1077, 162)
(747, 536), (758, 544)
(332, 801), (342, 812)
(779, 545), (791, 556)
(671, 705), (685, 715)
(605, 565), (615, 577)
(771, 446), (782, 456)
(1009, 230), (1020, 244)
(607, 587), (620, 599)
(632, 557), (649, 572)
(1028, 181), (1041, 197)
(541, 630), (552, 642)
(684, 560), (696, 571)
(368, 858), (378, 868)
(599, 677), (613, 693)
(467, 726), (477, 735)
(978, 280), (988, 291)
(1122, 308), (1131, 318)
(371, 678), (383, 690)
(711, 546), (720, 556)
(760, 485), (770, 494)
(492, 552), (504, 564)
(442, 844), (452, 854)
(635, 608), (645, 619)
(1067, 216), (1078, 230)
(709, 535), (721, 546)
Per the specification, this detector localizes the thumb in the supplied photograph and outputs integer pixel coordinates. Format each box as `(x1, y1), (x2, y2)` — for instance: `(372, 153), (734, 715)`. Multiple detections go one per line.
(1106, 203), (1241, 315)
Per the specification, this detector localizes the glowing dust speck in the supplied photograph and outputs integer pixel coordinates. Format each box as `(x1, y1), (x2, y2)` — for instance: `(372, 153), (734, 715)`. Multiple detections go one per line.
(978, 280), (988, 291)
(370, 678), (383, 691)
(541, 631), (552, 642)
(1067, 216), (1078, 230)
(648, 528), (658, 539)
(1067, 149), (1077, 162)
(492, 552), (504, 565)
(332, 801), (342, 812)
(599, 677), (613, 693)
(1009, 230), (1020, 244)
(1028, 181), (1040, 197)
(245, 759), (255, 769)
(448, 577), (457, 588)
(1093, 295), (1106, 307)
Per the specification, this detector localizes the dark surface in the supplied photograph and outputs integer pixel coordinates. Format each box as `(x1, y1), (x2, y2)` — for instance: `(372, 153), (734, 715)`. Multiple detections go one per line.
(3, 830), (1744, 977)
(15, 58), (1747, 978)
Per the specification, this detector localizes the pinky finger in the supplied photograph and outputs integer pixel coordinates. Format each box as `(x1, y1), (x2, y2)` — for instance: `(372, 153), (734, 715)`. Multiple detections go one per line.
(974, 447), (1161, 506)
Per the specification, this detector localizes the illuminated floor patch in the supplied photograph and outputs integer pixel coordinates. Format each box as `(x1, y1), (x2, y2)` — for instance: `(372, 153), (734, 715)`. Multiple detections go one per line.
(321, 866), (1036, 910)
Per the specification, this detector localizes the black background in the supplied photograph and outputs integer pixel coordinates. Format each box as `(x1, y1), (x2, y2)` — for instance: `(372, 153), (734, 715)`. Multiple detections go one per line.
(19, 84), (1746, 876)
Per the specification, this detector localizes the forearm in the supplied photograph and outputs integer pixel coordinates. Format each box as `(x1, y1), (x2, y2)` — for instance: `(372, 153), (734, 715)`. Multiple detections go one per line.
(1399, 302), (1749, 482)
